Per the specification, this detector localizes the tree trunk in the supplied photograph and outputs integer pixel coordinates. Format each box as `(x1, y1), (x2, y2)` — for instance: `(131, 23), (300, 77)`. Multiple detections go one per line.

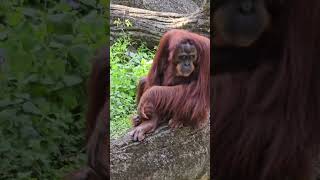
(110, 0), (210, 47)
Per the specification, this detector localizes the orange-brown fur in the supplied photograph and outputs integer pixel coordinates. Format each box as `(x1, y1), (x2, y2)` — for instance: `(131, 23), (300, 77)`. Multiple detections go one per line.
(131, 29), (210, 141)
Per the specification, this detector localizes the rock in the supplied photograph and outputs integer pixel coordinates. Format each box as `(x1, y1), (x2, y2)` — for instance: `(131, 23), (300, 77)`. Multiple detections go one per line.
(110, 123), (210, 180)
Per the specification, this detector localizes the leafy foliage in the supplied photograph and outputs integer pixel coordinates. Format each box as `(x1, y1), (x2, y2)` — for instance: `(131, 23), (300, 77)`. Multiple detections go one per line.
(110, 35), (155, 138)
(0, 0), (108, 179)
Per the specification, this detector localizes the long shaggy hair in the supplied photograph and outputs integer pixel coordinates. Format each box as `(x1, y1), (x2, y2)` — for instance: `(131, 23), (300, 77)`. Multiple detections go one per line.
(138, 83), (209, 127)
(146, 29), (210, 112)
(136, 29), (210, 126)
(213, 0), (320, 179)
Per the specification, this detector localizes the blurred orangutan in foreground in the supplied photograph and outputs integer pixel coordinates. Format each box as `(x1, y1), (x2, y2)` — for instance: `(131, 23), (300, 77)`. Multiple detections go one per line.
(212, 0), (320, 179)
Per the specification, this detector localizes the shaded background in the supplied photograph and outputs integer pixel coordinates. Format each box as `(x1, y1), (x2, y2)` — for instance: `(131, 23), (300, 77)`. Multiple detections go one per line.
(0, 0), (108, 179)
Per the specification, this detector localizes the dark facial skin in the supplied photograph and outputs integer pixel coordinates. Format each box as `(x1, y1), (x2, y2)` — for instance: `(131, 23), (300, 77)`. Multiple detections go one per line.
(173, 42), (198, 77)
(212, 0), (286, 72)
(213, 0), (270, 47)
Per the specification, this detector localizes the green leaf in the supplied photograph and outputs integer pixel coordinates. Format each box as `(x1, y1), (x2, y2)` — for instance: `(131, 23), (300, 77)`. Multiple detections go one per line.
(49, 41), (64, 49)
(62, 91), (78, 109)
(20, 125), (39, 139)
(40, 77), (55, 85)
(52, 34), (74, 46)
(28, 139), (41, 151)
(20, 33), (39, 51)
(0, 109), (17, 122)
(63, 75), (82, 87)
(56, 1), (73, 11)
(0, 140), (11, 152)
(17, 171), (33, 179)
(69, 44), (91, 63)
(14, 93), (31, 100)
(6, 11), (24, 26)
(9, 49), (34, 77)
(22, 102), (41, 115)
(48, 58), (66, 78)
(22, 7), (40, 18)
(34, 98), (50, 114)
(0, 99), (13, 108)
(47, 13), (74, 34)
(22, 74), (39, 84)
(99, 0), (109, 8)
(80, 0), (97, 7)
(0, 31), (8, 41)
(29, 84), (48, 96)
(52, 82), (65, 91)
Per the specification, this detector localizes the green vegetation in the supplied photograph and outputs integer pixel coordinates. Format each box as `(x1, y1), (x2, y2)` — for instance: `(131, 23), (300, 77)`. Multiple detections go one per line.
(0, 0), (108, 179)
(110, 35), (155, 138)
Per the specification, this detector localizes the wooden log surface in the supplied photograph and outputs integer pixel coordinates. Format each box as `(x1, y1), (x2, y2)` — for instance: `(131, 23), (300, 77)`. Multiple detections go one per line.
(110, 0), (210, 46)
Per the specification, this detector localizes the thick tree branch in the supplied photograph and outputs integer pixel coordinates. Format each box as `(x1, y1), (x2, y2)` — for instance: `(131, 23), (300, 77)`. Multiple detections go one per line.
(110, 0), (210, 46)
